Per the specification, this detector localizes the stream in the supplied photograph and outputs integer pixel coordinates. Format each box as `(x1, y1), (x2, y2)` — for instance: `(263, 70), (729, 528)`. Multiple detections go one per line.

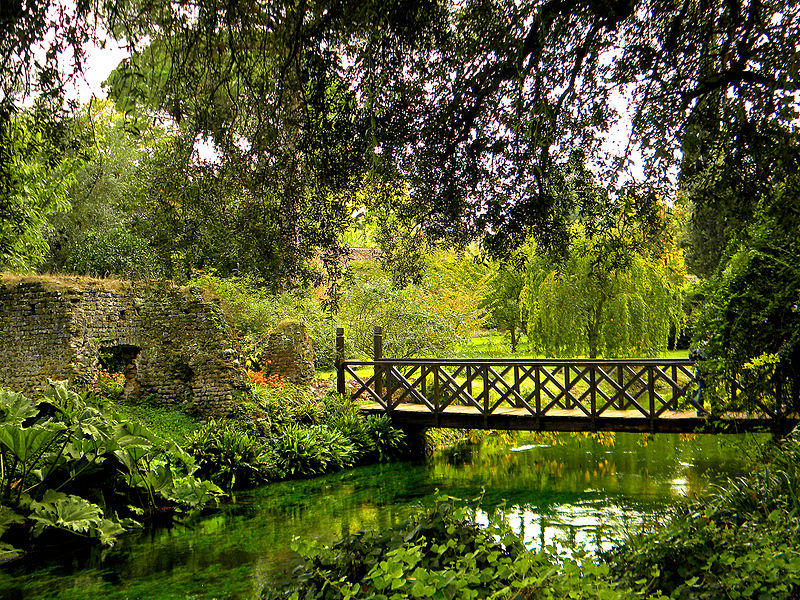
(0, 431), (765, 600)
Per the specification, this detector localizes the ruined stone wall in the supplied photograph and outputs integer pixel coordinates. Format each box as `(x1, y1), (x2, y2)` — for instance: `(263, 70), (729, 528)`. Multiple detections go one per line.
(0, 275), (249, 417)
(266, 320), (315, 385)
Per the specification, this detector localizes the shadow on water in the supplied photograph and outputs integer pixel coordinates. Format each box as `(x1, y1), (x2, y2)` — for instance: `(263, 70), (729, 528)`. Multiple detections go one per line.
(0, 431), (766, 600)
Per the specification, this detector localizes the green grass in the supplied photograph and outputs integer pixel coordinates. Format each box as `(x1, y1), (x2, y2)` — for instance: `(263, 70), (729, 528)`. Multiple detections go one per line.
(111, 399), (202, 443)
(458, 331), (691, 360)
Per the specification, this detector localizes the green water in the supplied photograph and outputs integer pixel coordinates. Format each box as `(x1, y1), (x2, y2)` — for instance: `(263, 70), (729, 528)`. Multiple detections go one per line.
(0, 432), (764, 600)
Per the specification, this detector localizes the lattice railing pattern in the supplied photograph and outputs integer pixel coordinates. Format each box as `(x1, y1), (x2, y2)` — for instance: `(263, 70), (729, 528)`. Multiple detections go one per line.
(342, 359), (709, 419)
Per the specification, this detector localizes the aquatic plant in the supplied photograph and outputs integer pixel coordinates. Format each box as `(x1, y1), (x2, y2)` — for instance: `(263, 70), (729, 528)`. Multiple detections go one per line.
(264, 494), (632, 599)
(0, 383), (222, 561)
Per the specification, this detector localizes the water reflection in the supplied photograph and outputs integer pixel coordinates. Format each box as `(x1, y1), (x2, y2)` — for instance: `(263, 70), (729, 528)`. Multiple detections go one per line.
(0, 432), (764, 600)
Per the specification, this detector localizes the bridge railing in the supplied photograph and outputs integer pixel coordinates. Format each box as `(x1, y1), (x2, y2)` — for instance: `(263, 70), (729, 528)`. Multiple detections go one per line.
(334, 327), (722, 421)
(341, 357), (704, 419)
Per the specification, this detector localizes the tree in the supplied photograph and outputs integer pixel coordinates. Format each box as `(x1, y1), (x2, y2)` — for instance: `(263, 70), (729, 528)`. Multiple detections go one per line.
(480, 253), (528, 352)
(0, 106), (80, 271)
(45, 100), (165, 275)
(101, 0), (446, 288)
(337, 276), (462, 360)
(354, 0), (800, 257)
(692, 135), (800, 412)
(522, 193), (686, 358)
(5, 0), (797, 279)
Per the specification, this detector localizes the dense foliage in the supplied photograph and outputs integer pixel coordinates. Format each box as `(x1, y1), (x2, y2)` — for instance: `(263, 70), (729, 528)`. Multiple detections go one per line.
(264, 494), (628, 600)
(337, 276), (463, 360)
(190, 265), (474, 368)
(186, 383), (406, 491)
(7, 0), (797, 270)
(0, 108), (79, 272)
(267, 429), (800, 599)
(189, 271), (336, 368)
(689, 134), (800, 413)
(0, 383), (222, 561)
(522, 190), (687, 359)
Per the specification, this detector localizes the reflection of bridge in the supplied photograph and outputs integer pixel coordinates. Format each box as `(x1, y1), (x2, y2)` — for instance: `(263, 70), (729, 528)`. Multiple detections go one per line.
(336, 328), (796, 434)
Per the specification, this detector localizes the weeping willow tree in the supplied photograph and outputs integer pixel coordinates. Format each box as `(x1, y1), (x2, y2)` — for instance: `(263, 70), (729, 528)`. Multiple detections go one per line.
(523, 234), (685, 359)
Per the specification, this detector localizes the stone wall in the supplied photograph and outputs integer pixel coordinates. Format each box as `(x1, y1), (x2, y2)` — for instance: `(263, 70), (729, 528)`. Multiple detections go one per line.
(266, 320), (315, 385)
(0, 275), (249, 417)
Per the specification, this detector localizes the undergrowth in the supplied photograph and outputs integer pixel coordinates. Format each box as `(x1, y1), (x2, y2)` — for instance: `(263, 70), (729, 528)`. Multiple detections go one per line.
(266, 429), (800, 599)
(185, 380), (407, 490)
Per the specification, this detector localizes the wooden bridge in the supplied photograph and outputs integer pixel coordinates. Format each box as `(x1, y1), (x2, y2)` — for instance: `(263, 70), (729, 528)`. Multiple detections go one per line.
(336, 328), (796, 434)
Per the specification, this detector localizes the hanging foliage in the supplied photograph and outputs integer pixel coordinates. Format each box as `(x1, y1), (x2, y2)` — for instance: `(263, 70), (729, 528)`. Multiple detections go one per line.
(523, 234), (686, 359)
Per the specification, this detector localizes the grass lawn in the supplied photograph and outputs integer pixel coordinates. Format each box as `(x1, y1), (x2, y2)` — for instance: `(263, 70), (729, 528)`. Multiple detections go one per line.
(111, 399), (202, 443)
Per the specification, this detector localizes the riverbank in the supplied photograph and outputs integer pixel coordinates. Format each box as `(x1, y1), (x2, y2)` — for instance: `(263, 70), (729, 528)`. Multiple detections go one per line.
(0, 429), (763, 599)
(270, 428), (800, 599)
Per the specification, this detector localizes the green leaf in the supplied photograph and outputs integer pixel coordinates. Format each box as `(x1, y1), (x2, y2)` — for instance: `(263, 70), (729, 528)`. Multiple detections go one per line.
(0, 423), (65, 463)
(0, 505), (26, 538)
(29, 490), (104, 536)
(0, 390), (40, 424)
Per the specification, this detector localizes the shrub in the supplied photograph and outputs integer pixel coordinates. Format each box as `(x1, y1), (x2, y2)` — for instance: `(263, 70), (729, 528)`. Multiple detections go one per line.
(65, 226), (163, 279)
(321, 393), (406, 462)
(337, 276), (463, 359)
(192, 386), (406, 486)
(189, 272), (336, 368)
(272, 423), (357, 478)
(185, 419), (276, 490)
(0, 383), (222, 561)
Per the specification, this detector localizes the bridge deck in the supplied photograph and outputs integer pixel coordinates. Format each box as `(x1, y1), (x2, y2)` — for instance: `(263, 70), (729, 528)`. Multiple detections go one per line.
(359, 402), (793, 434)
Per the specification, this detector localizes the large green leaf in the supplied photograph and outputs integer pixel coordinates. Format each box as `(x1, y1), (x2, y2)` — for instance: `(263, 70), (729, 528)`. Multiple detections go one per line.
(0, 423), (66, 464)
(0, 390), (39, 424)
(167, 476), (224, 507)
(29, 490), (104, 536)
(144, 462), (173, 494)
(113, 421), (163, 448)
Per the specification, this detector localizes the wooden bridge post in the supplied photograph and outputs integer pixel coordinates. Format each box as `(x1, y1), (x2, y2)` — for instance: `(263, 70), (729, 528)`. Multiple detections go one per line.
(648, 366), (656, 431)
(617, 365), (625, 409)
(335, 327), (346, 396)
(374, 326), (384, 403)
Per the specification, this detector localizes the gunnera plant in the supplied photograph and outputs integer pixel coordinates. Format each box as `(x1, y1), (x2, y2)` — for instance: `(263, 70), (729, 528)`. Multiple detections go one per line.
(0, 383), (222, 561)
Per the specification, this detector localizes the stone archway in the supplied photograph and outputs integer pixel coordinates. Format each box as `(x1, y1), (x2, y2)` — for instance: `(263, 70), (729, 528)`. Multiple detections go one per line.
(98, 344), (141, 397)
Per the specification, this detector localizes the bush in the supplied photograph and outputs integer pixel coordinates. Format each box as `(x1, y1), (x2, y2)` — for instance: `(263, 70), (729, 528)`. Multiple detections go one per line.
(185, 419), (276, 490)
(0, 383), (222, 561)
(65, 226), (163, 279)
(272, 423), (357, 477)
(337, 276), (463, 359)
(183, 384), (406, 490)
(321, 393), (406, 463)
(189, 272), (336, 369)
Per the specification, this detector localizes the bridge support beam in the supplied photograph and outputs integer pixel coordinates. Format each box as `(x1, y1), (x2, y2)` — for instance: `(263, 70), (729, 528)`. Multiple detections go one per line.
(399, 425), (428, 459)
